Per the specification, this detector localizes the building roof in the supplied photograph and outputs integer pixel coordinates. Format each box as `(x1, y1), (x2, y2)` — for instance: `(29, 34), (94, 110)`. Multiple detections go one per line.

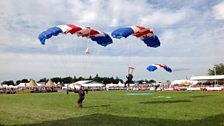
(73, 80), (104, 87)
(190, 75), (224, 80)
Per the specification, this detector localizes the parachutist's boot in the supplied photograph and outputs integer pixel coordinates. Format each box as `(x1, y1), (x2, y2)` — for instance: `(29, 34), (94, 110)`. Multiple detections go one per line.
(78, 103), (81, 108)
(78, 103), (83, 108)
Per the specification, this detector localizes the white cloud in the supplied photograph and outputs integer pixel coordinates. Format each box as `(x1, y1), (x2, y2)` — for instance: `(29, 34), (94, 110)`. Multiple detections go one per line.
(213, 1), (224, 20)
(140, 8), (189, 27)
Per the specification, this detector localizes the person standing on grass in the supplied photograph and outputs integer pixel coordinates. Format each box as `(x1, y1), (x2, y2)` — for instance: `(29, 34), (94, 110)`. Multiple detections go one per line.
(77, 86), (88, 108)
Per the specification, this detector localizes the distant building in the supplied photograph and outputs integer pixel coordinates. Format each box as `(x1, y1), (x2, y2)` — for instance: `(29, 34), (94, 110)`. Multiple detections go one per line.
(66, 80), (105, 91)
(190, 75), (224, 84)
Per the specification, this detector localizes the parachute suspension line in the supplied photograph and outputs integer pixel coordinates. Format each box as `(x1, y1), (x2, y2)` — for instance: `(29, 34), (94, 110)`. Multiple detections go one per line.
(85, 27), (91, 55)
(127, 39), (134, 71)
(81, 49), (93, 78)
(51, 49), (68, 79)
(84, 27), (92, 77)
(81, 27), (90, 78)
(60, 54), (69, 77)
(69, 42), (78, 77)
(56, 40), (75, 78)
(128, 66), (135, 75)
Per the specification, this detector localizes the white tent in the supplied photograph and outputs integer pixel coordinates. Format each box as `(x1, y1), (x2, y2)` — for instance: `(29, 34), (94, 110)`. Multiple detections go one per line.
(27, 80), (38, 87)
(117, 81), (124, 87)
(8, 85), (16, 88)
(17, 83), (27, 87)
(106, 83), (118, 87)
(45, 79), (55, 87)
(73, 80), (104, 89)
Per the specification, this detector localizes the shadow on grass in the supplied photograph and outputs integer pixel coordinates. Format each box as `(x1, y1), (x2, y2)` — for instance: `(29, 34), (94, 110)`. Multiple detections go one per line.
(84, 104), (111, 108)
(139, 100), (191, 104)
(14, 113), (224, 126)
(190, 95), (217, 98)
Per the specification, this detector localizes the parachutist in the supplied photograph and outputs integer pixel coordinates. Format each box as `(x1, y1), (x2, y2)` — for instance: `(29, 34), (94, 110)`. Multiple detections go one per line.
(85, 48), (90, 55)
(76, 86), (88, 108)
(124, 74), (133, 87)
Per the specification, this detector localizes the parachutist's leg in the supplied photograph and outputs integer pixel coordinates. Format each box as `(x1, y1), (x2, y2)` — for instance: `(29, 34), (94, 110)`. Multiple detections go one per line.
(77, 98), (82, 108)
(80, 97), (84, 108)
(124, 81), (127, 87)
(127, 80), (131, 87)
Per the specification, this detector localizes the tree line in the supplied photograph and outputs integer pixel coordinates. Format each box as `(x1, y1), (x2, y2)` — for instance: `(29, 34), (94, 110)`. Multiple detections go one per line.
(1, 74), (155, 86)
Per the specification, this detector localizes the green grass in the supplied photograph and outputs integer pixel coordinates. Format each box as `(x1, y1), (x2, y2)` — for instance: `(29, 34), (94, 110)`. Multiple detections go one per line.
(0, 91), (224, 126)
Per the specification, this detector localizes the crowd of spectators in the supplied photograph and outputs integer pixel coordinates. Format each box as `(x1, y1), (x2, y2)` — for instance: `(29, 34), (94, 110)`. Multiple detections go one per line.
(0, 86), (60, 94)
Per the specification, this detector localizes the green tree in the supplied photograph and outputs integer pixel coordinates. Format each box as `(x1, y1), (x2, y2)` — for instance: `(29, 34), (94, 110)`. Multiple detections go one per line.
(51, 77), (62, 84)
(37, 78), (47, 83)
(148, 79), (156, 84)
(93, 74), (101, 82)
(115, 77), (123, 83)
(77, 76), (85, 81)
(21, 79), (29, 83)
(88, 76), (92, 80)
(62, 77), (73, 84)
(16, 80), (21, 85)
(73, 76), (77, 82)
(208, 63), (224, 75)
(1, 80), (14, 85)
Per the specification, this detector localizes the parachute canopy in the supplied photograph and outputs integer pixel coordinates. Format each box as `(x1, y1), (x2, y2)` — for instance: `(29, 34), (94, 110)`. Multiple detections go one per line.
(147, 64), (172, 72)
(111, 26), (160, 48)
(38, 24), (113, 47)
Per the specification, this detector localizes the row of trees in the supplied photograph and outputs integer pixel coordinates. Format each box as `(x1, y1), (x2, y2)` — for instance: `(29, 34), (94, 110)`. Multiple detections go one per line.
(1, 79), (29, 86)
(1, 74), (156, 86)
(37, 74), (124, 84)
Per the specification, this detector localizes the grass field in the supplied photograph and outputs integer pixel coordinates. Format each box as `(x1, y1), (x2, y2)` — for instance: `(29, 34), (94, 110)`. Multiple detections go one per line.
(0, 90), (224, 126)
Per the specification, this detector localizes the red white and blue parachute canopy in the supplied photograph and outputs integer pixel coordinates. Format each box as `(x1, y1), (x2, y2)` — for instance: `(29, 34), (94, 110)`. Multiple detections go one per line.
(38, 24), (113, 47)
(111, 26), (160, 48)
(147, 64), (172, 72)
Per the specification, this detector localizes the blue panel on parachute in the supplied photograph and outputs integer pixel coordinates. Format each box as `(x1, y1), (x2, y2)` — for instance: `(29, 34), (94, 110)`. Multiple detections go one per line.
(147, 64), (172, 73)
(147, 66), (158, 72)
(90, 33), (113, 47)
(38, 27), (63, 45)
(164, 66), (172, 72)
(111, 27), (134, 39)
(143, 35), (160, 48)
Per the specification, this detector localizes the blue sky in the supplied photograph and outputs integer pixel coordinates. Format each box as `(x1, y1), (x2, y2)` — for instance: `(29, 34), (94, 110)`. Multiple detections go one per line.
(0, 0), (224, 82)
